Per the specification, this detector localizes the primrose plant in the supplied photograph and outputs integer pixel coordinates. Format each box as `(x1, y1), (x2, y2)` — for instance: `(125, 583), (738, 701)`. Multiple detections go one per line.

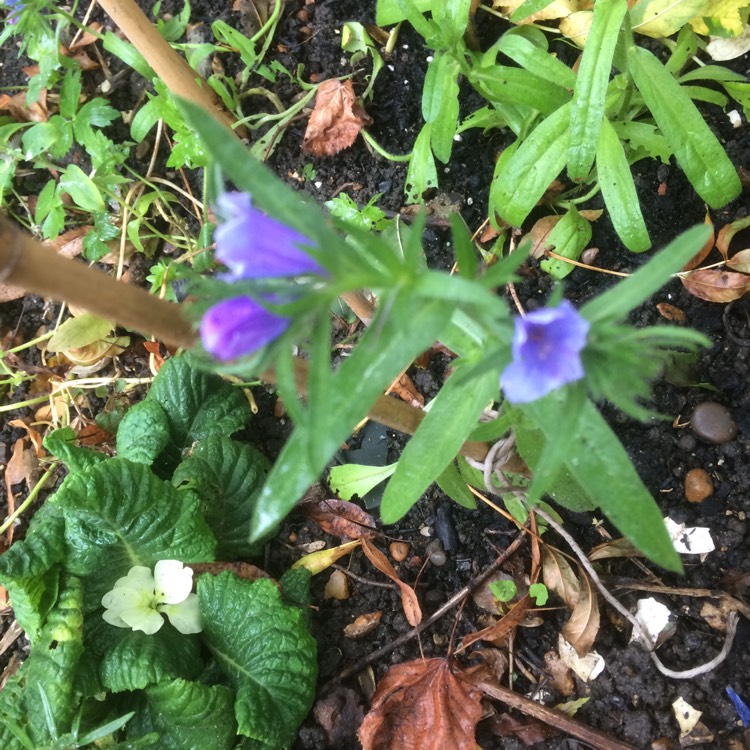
(173, 99), (712, 574)
(0, 357), (316, 749)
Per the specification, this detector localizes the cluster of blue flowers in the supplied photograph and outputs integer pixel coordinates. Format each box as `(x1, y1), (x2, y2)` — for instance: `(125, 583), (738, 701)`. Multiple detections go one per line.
(202, 192), (590, 404)
(199, 192), (325, 361)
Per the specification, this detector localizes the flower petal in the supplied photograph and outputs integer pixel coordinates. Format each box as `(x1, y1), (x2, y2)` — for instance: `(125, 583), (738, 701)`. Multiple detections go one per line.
(214, 191), (325, 278)
(160, 594), (203, 634)
(111, 565), (155, 592)
(102, 609), (130, 629)
(154, 560), (193, 605)
(501, 301), (589, 404)
(200, 295), (289, 361)
(120, 606), (165, 635)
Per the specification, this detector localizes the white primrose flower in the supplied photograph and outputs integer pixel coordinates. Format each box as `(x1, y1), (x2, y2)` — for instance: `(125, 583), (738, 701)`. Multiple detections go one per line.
(101, 560), (202, 635)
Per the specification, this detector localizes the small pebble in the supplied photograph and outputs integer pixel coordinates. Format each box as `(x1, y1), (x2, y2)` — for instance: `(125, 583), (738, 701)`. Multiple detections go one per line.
(425, 539), (446, 566)
(690, 402), (738, 444)
(684, 468), (714, 503)
(389, 542), (409, 562)
(323, 570), (349, 600)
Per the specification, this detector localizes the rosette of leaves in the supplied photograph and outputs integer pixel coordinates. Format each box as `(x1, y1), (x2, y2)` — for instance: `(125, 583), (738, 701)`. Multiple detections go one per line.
(0, 356), (316, 750)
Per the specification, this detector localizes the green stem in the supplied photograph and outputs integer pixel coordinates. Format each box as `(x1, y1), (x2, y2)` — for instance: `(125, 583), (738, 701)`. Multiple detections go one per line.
(0, 464), (58, 535)
(361, 130), (412, 162)
(4, 331), (54, 354)
(0, 394), (51, 413)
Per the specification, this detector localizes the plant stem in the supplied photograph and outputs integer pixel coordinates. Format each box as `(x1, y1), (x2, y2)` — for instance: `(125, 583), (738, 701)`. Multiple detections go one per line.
(0, 464), (58, 535)
(361, 130), (413, 162)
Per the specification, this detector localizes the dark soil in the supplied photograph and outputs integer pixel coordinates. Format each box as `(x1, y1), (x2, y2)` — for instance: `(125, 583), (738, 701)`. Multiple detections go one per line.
(2, 1), (750, 748)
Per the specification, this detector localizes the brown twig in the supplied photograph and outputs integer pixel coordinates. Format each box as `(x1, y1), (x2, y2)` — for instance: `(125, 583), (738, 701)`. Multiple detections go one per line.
(337, 526), (528, 682)
(475, 679), (638, 750)
(96, 0), (244, 135)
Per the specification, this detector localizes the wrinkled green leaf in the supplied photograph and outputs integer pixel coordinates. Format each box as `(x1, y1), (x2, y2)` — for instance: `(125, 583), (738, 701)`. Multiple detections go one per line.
(172, 435), (270, 558)
(199, 573), (317, 749)
(116, 400), (171, 466)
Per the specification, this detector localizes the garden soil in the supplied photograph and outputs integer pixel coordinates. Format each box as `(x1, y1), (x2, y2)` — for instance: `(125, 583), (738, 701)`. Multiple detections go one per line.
(2, 1), (750, 748)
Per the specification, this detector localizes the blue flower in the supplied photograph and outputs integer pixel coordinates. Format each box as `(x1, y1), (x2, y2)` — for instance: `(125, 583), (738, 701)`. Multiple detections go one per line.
(214, 192), (325, 279)
(200, 295), (290, 361)
(4, 0), (23, 23)
(501, 300), (590, 404)
(727, 687), (750, 728)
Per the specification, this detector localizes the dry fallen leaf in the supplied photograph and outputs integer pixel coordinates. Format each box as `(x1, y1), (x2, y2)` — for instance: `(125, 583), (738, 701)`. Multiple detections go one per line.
(488, 712), (560, 746)
(542, 546), (580, 609)
(461, 594), (531, 649)
(682, 213), (715, 271)
(726, 248), (750, 274)
(523, 215), (562, 259)
(680, 269), (750, 303)
(344, 611), (382, 638)
(588, 537), (642, 562)
(656, 302), (686, 323)
(562, 566), (600, 657)
(313, 687), (363, 747)
(303, 498), (376, 540)
(716, 215), (750, 259)
(302, 78), (372, 157)
(361, 538), (422, 626)
(358, 658), (483, 750)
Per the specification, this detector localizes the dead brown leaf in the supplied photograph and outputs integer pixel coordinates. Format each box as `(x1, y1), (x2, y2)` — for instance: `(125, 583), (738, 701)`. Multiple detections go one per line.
(361, 538), (422, 626)
(188, 562), (276, 584)
(680, 269), (750, 303)
(0, 89), (48, 123)
(726, 248), (750, 274)
(386, 371), (424, 408)
(716, 215), (750, 259)
(344, 611), (382, 638)
(461, 594), (532, 649)
(543, 649), (575, 696)
(523, 215), (562, 259)
(8, 419), (45, 457)
(542, 546), (580, 609)
(358, 658), (483, 750)
(488, 712), (560, 745)
(313, 687), (364, 747)
(588, 537), (642, 561)
(561, 567), (600, 657)
(682, 212), (715, 270)
(303, 498), (376, 540)
(302, 79), (372, 157)
(656, 302), (686, 323)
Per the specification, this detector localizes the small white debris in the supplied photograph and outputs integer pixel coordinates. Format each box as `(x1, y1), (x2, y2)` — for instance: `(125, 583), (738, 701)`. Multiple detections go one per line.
(402, 44), (409, 49)
(664, 517), (715, 555)
(672, 696), (702, 737)
(419, 525), (433, 537)
(467, 197), (473, 206)
(558, 636), (605, 682)
(403, 80), (409, 85)
(426, 55), (433, 63)
(728, 109), (742, 128)
(314, 181), (323, 189)
(629, 597), (676, 650)
(387, 64), (395, 72)
(453, 134), (462, 142)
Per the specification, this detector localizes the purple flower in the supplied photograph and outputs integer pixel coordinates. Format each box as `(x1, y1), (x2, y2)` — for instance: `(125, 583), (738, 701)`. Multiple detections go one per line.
(200, 296), (289, 361)
(4, 0), (23, 23)
(501, 300), (589, 404)
(214, 192), (325, 279)
(727, 687), (750, 728)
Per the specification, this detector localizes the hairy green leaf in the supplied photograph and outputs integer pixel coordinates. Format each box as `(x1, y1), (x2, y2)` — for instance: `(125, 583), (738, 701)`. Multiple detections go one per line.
(116, 400), (171, 466)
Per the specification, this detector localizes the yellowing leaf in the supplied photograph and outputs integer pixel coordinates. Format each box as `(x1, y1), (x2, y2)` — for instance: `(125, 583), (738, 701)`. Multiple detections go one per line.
(47, 313), (115, 353)
(630, 0), (711, 38)
(689, 0), (750, 37)
(292, 539), (361, 575)
(559, 10), (594, 46)
(493, 0), (577, 23)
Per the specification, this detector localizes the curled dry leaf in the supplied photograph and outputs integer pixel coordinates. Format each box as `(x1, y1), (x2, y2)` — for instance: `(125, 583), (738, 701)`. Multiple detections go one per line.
(361, 538), (422, 626)
(524, 215), (562, 259)
(562, 567), (600, 658)
(726, 248), (750, 274)
(358, 658), (483, 750)
(461, 594), (532, 650)
(680, 269), (750, 303)
(542, 546), (580, 609)
(303, 498), (376, 540)
(656, 302), (686, 323)
(588, 537), (641, 562)
(344, 611), (381, 638)
(302, 78), (372, 157)
(716, 215), (750, 259)
(682, 213), (715, 271)
(293, 539), (362, 575)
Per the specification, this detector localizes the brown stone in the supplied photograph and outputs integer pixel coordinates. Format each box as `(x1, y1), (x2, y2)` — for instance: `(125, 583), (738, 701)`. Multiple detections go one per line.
(684, 468), (714, 503)
(690, 402), (738, 444)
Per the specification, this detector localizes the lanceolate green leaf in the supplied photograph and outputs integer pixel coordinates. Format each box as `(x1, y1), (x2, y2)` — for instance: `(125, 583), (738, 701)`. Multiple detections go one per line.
(496, 33), (577, 89)
(582, 224), (710, 324)
(490, 102), (571, 228)
(539, 207), (592, 279)
(628, 46), (741, 208)
(381, 365), (499, 523)
(470, 66), (570, 115)
(567, 0), (627, 180)
(521, 397), (682, 572)
(597, 117), (650, 252)
(250, 293), (452, 542)
(199, 573), (317, 749)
